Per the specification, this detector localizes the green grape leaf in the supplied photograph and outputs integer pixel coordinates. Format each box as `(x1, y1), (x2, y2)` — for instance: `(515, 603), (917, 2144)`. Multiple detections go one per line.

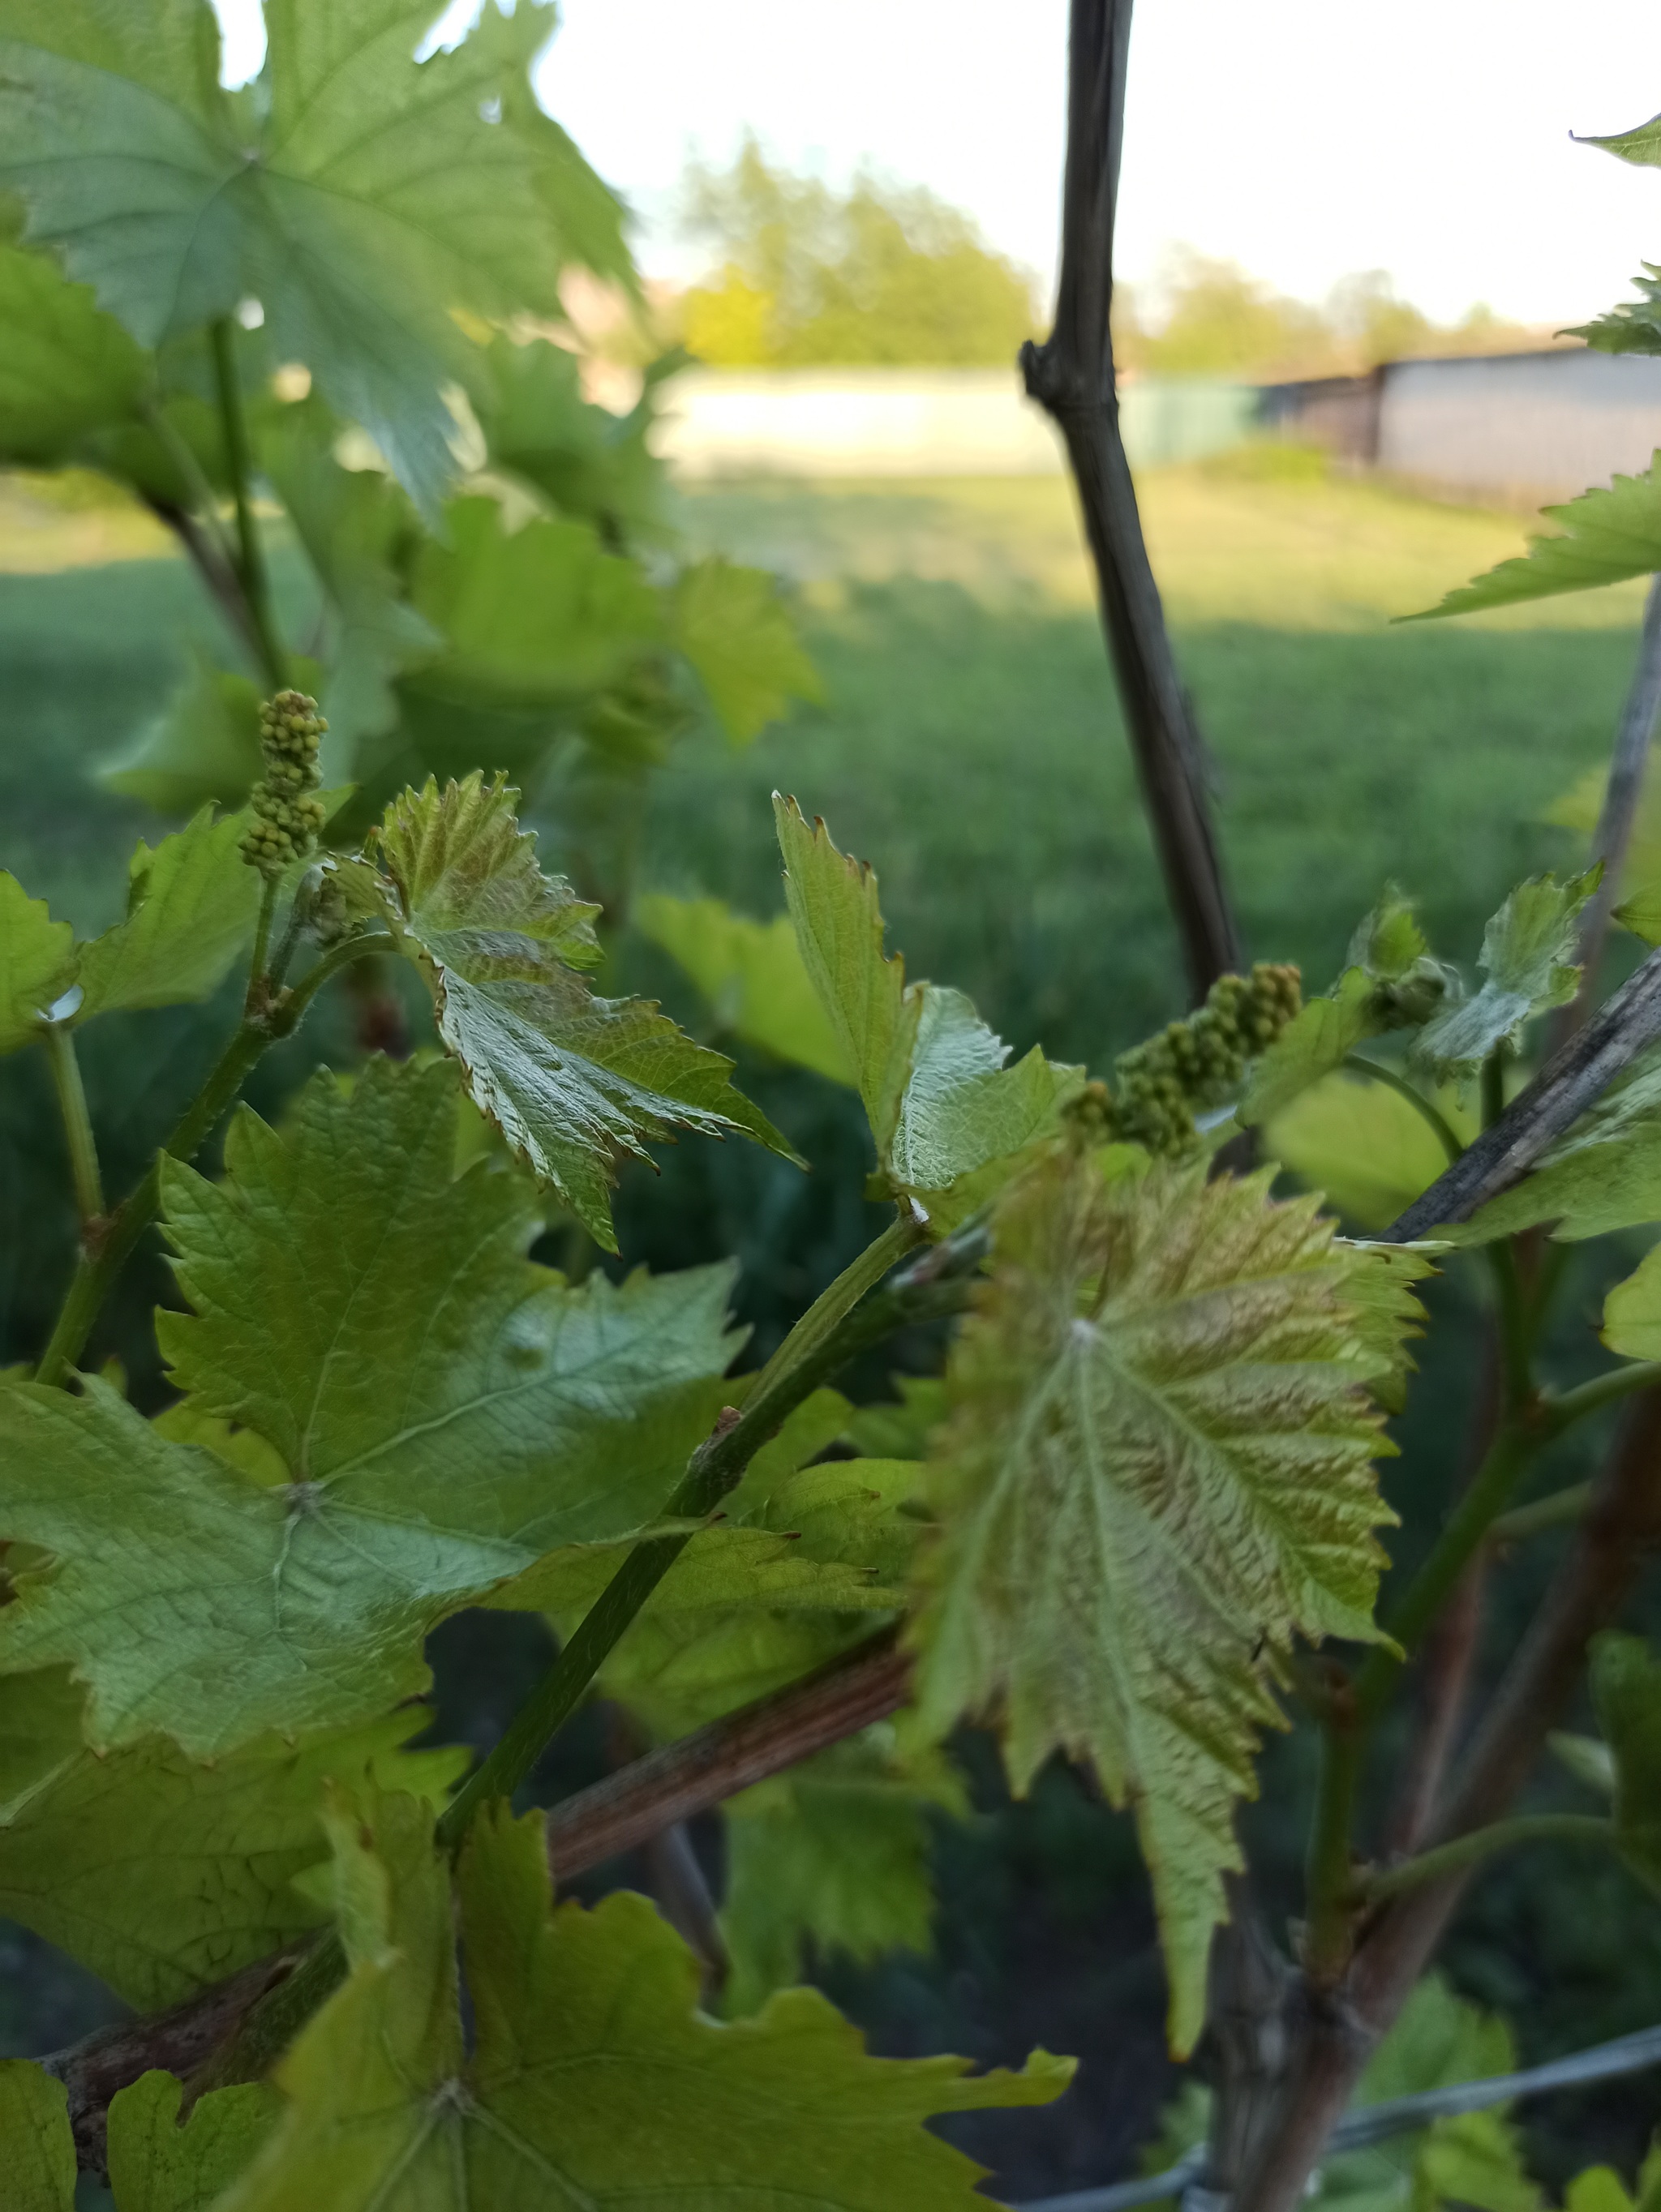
(408, 495), (663, 705)
(1412, 871), (1596, 1080)
(636, 891), (854, 1083)
(486, 1520), (899, 1620)
(258, 399), (436, 774)
(0, 872), (75, 1053)
(1573, 263), (1661, 358)
(844, 1374), (950, 1460)
(0, 2062), (75, 2210)
(71, 806), (259, 1020)
(1268, 1069), (1474, 1232)
(775, 796), (1079, 1211)
(1447, 1049), (1661, 1246)
(379, 773), (791, 1249)
(0, 240), (147, 467)
(217, 1789), (1071, 2211)
(108, 2073), (279, 2212)
(721, 1731), (965, 2015)
(909, 1151), (1398, 2053)
(0, 0), (630, 515)
(0, 1668), (462, 2008)
(674, 555), (823, 744)
(473, 332), (670, 545)
(1591, 1632), (1661, 1893)
(1604, 1244), (1661, 1360)
(0, 1058), (742, 1752)
(1340, 1243), (1435, 1417)
(1409, 465), (1661, 618)
(100, 651), (268, 815)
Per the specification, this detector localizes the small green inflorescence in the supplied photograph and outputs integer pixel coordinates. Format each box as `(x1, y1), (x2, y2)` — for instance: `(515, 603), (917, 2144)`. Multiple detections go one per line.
(241, 690), (328, 877)
(1105, 962), (1303, 1155)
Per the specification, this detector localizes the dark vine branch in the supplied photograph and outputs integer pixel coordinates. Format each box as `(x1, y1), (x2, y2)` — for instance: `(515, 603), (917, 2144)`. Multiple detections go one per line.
(1020, 0), (1241, 1000)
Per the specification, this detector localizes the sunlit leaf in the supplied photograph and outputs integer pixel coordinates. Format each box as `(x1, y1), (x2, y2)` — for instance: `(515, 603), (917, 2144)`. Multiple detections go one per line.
(909, 1150), (1398, 2052)
(379, 773), (791, 1249)
(674, 555), (822, 743)
(1410, 464), (1661, 618)
(216, 1790), (1070, 2211)
(1412, 870), (1595, 1080)
(0, 1058), (741, 1753)
(1267, 1066), (1473, 1232)
(636, 891), (852, 1083)
(472, 332), (671, 546)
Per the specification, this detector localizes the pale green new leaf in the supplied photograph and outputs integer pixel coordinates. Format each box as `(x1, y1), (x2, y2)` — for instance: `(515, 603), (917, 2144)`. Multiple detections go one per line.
(1603, 1245), (1661, 1360)
(1590, 1632), (1661, 1893)
(1268, 1069), (1473, 1232)
(0, 1058), (741, 1751)
(635, 891), (853, 1083)
(721, 1730), (966, 2016)
(217, 1790), (1070, 2212)
(674, 555), (823, 743)
(1410, 465), (1661, 618)
(1412, 871), (1595, 1079)
(1339, 1242), (1436, 1417)
(0, 0), (621, 512)
(910, 1151), (1398, 2052)
(100, 652), (268, 815)
(1564, 2147), (1661, 2212)
(0, 872), (74, 1053)
(473, 332), (670, 544)
(379, 774), (790, 1249)
(0, 2062), (75, 2210)
(71, 806), (259, 1019)
(775, 796), (1078, 1210)
(0, 1667), (461, 2008)
(107, 2073), (279, 2212)
(0, 240), (146, 467)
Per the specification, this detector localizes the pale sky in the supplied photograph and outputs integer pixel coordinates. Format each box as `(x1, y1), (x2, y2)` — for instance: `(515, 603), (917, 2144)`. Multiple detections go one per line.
(212, 0), (1661, 328)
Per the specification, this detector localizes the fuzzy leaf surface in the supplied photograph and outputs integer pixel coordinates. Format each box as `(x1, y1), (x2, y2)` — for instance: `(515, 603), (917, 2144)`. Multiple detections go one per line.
(219, 1790), (1070, 2211)
(71, 806), (259, 1019)
(0, 1060), (740, 1751)
(910, 1152), (1397, 2052)
(775, 796), (1076, 1210)
(0, 0), (629, 512)
(636, 891), (853, 1082)
(1412, 871), (1594, 1079)
(107, 2073), (279, 2212)
(0, 1669), (461, 2007)
(380, 774), (788, 1249)
(0, 2062), (75, 2210)
(674, 555), (822, 743)
(1410, 465), (1661, 616)
(0, 872), (75, 1052)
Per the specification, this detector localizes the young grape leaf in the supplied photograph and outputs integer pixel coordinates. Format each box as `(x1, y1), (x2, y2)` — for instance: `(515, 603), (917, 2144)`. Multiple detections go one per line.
(1340, 1243), (1435, 1417)
(1573, 262), (1661, 358)
(107, 2073), (279, 2212)
(472, 332), (672, 546)
(0, 1059), (742, 1752)
(720, 1731), (965, 2016)
(0, 240), (146, 468)
(909, 1150), (1398, 2053)
(378, 774), (792, 1249)
(0, 1668), (461, 2008)
(1567, 2156), (1661, 2212)
(0, 872), (75, 1053)
(71, 806), (260, 1019)
(1590, 1634), (1661, 1894)
(0, 0), (620, 513)
(217, 1789), (1071, 2211)
(1409, 465), (1661, 618)
(775, 795), (1079, 1214)
(485, 1519), (900, 1620)
(674, 555), (823, 743)
(1411, 871), (1596, 1081)
(636, 892), (854, 1083)
(1267, 1069), (1472, 1232)
(0, 2062), (75, 2211)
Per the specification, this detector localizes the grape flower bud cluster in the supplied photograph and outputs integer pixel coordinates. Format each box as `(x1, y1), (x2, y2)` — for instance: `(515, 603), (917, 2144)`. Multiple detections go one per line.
(240, 690), (328, 878)
(1101, 962), (1303, 1155)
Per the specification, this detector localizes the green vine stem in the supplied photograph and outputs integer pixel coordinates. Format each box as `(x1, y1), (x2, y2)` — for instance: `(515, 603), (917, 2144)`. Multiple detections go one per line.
(1488, 1482), (1593, 1545)
(245, 876), (279, 1014)
(434, 1253), (980, 1853)
(208, 317), (285, 691)
(1303, 1668), (1363, 1983)
(33, 932), (397, 1388)
(1356, 1813), (1612, 1905)
(748, 1202), (925, 1400)
(41, 1022), (104, 1227)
